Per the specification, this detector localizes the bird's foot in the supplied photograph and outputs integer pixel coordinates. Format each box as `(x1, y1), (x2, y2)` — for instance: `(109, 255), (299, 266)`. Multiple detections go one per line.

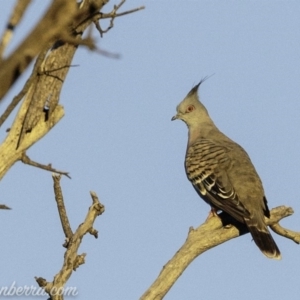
(206, 208), (219, 221)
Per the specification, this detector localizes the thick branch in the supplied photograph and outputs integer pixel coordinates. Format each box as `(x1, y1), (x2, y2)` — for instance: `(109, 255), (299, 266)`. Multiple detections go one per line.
(0, 0), (78, 100)
(0, 1), (112, 182)
(140, 206), (299, 300)
(0, 0), (144, 212)
(0, 0), (124, 101)
(0, 0), (32, 57)
(0, 44), (50, 128)
(0, 104), (64, 180)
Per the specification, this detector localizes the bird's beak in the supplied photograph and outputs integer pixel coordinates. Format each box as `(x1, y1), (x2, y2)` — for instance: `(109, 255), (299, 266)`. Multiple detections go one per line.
(171, 114), (178, 121)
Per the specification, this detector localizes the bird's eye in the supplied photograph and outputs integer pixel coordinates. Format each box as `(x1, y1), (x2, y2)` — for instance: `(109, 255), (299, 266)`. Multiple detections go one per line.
(186, 105), (195, 113)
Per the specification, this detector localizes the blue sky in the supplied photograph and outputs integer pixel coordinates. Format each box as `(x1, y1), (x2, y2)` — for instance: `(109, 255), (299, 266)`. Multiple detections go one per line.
(1, 1), (300, 299)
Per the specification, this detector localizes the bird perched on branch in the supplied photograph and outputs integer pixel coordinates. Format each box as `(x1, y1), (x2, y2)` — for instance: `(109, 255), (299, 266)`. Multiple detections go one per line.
(172, 79), (281, 259)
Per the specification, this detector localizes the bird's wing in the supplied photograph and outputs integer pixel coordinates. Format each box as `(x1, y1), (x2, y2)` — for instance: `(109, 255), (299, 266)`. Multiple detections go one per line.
(185, 139), (250, 221)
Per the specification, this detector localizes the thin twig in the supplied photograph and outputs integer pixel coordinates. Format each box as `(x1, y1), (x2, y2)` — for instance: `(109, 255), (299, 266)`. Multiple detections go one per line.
(102, 5), (145, 18)
(44, 64), (80, 74)
(93, 1), (145, 37)
(0, 204), (11, 210)
(98, 0), (126, 36)
(21, 153), (71, 178)
(53, 174), (73, 245)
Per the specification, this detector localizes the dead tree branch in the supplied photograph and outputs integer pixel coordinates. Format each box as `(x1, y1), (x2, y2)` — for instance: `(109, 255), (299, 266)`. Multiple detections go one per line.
(0, 0), (111, 184)
(93, 1), (145, 37)
(0, 204), (11, 210)
(0, 0), (144, 210)
(0, 0), (78, 100)
(0, 0), (31, 58)
(270, 223), (300, 244)
(21, 153), (71, 178)
(0, 102), (64, 180)
(140, 206), (299, 300)
(35, 175), (105, 300)
(53, 174), (73, 245)
(0, 0), (144, 100)
(0, 45), (50, 128)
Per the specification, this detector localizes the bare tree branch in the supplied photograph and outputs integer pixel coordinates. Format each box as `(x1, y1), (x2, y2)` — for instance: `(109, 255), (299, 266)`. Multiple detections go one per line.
(0, 0), (78, 100)
(270, 222), (300, 244)
(53, 174), (73, 246)
(0, 44), (50, 128)
(140, 206), (299, 300)
(0, 0), (130, 101)
(35, 177), (105, 300)
(0, 2), (108, 178)
(0, 103), (64, 180)
(14, 1), (119, 149)
(0, 0), (32, 58)
(93, 1), (145, 37)
(0, 0), (144, 209)
(21, 153), (71, 179)
(0, 204), (11, 210)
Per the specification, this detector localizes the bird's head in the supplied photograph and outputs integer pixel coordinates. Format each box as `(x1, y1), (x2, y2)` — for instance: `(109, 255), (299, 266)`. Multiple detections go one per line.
(171, 79), (210, 128)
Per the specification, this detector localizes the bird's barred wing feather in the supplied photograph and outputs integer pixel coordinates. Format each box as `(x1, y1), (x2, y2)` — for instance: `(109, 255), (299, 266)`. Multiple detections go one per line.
(185, 139), (250, 221)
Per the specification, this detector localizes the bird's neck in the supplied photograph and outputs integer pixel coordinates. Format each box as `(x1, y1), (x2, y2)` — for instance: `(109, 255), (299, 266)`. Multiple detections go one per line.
(187, 121), (217, 146)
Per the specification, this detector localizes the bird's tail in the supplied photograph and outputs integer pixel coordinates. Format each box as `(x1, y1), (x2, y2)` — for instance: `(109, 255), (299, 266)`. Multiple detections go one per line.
(246, 216), (281, 260)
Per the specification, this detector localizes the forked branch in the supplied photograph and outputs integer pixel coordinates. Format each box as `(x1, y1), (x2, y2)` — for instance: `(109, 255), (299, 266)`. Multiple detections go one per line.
(35, 175), (105, 300)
